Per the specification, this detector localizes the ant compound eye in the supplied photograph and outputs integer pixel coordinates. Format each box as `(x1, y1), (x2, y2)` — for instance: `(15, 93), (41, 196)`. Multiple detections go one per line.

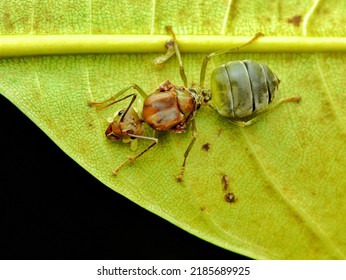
(118, 110), (124, 116)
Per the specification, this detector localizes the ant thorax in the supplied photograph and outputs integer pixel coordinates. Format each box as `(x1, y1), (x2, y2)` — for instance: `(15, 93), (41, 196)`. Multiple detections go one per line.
(142, 80), (200, 133)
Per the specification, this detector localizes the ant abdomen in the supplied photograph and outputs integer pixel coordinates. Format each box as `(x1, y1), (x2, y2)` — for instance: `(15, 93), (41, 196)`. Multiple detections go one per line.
(210, 60), (280, 119)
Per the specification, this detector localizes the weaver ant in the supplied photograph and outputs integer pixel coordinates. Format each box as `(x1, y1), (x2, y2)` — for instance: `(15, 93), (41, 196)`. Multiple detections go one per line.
(89, 26), (300, 181)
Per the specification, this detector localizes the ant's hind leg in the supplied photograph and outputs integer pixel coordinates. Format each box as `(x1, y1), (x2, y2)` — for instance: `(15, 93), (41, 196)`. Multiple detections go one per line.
(199, 33), (264, 88)
(228, 96), (301, 127)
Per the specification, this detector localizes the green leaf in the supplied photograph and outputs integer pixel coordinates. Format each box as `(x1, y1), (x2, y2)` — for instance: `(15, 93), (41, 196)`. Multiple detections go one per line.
(1, 0), (346, 259)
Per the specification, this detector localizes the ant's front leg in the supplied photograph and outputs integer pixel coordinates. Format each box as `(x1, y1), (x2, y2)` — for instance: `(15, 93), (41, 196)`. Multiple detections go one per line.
(154, 26), (188, 87)
(89, 84), (148, 110)
(112, 134), (158, 176)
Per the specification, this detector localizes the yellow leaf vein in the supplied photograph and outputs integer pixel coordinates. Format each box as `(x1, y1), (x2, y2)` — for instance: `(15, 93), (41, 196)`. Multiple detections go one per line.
(315, 56), (346, 134)
(150, 0), (156, 35)
(302, 0), (321, 36)
(88, 0), (93, 34)
(220, 0), (233, 35)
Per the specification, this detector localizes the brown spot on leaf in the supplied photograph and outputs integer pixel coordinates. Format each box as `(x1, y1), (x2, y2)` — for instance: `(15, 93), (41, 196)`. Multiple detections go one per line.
(3, 12), (15, 32)
(221, 175), (236, 204)
(202, 143), (211, 152)
(224, 192), (236, 203)
(244, 147), (254, 159)
(287, 15), (302, 27)
(221, 175), (230, 191)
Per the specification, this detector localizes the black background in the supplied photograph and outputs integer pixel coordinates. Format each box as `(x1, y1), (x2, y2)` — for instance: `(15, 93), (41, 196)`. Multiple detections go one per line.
(1, 95), (250, 260)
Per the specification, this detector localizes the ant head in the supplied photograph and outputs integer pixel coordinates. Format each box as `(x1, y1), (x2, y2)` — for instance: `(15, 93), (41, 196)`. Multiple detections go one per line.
(105, 107), (145, 141)
(105, 121), (123, 141)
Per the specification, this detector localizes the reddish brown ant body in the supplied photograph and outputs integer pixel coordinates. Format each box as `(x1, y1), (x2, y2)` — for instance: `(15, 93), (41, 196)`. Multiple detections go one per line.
(89, 27), (204, 181)
(90, 79), (202, 180)
(89, 26), (300, 181)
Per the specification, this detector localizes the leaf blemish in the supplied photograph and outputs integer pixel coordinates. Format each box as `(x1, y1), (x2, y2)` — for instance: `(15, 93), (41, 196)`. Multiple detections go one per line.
(287, 15), (302, 27)
(244, 147), (254, 159)
(202, 143), (211, 151)
(224, 192), (236, 203)
(222, 174), (230, 191)
(221, 175), (236, 204)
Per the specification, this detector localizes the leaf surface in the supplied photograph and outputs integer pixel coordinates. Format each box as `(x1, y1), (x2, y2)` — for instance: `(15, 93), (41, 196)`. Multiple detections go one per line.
(1, 0), (346, 259)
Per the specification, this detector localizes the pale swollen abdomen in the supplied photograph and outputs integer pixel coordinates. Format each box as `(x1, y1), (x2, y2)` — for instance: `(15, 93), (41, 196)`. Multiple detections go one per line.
(210, 60), (280, 119)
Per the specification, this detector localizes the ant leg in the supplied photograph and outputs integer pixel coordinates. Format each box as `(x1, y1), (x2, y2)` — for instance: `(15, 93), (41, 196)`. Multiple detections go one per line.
(199, 33), (264, 88)
(112, 134), (158, 176)
(165, 26), (188, 87)
(89, 84), (147, 110)
(153, 39), (176, 64)
(117, 94), (138, 123)
(154, 26), (188, 87)
(177, 119), (197, 182)
(228, 96), (301, 127)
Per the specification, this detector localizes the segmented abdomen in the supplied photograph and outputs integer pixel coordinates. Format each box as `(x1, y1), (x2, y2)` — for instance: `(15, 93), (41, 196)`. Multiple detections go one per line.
(210, 60), (280, 119)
